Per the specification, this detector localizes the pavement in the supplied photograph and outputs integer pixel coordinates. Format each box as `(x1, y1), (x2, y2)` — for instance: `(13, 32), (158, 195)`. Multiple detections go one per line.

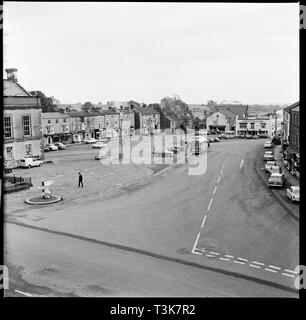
(4, 138), (299, 297)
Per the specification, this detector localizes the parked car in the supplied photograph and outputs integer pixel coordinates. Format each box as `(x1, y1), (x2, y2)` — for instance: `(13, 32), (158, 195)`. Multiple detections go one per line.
(19, 158), (43, 168)
(264, 151), (274, 161)
(85, 138), (98, 144)
(44, 146), (50, 152)
(265, 161), (277, 172)
(286, 186), (300, 202)
(252, 135), (260, 139)
(259, 133), (268, 139)
(92, 142), (106, 149)
(214, 137), (220, 142)
(268, 173), (284, 188)
(48, 144), (58, 151)
(266, 165), (280, 175)
(218, 134), (227, 139)
(264, 141), (273, 148)
(208, 138), (215, 143)
(55, 142), (66, 150)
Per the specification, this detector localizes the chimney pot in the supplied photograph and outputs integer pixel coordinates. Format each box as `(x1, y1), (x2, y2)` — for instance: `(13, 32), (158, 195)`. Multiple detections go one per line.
(5, 68), (18, 82)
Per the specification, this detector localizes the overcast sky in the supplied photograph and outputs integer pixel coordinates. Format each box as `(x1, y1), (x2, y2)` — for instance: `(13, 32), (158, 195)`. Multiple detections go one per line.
(3, 2), (299, 105)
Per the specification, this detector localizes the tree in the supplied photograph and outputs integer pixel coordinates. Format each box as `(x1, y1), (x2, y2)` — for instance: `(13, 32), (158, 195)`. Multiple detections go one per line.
(30, 91), (59, 112)
(160, 95), (193, 125)
(82, 101), (94, 113)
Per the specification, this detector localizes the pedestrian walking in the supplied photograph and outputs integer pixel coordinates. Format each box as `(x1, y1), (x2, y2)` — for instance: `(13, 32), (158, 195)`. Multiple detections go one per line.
(78, 172), (83, 187)
(207, 141), (210, 148)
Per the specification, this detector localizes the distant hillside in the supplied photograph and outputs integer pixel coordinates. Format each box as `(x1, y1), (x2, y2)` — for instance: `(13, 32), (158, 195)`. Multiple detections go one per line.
(248, 104), (285, 114)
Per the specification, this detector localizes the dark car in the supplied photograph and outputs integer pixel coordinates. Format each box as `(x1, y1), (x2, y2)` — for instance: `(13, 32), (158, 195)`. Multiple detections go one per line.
(4, 167), (12, 174)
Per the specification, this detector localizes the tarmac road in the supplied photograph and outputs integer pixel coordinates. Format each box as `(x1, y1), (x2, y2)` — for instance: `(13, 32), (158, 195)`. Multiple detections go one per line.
(4, 139), (299, 297)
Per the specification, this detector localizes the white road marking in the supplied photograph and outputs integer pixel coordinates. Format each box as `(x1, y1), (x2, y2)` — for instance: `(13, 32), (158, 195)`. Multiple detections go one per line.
(14, 290), (33, 297)
(284, 269), (298, 274)
(252, 261), (265, 266)
(217, 176), (221, 183)
(233, 260), (245, 265)
(222, 162), (226, 168)
(282, 273), (296, 278)
(213, 186), (218, 194)
(192, 232), (201, 253)
(200, 215), (207, 229)
(240, 159), (244, 170)
(209, 251), (220, 255)
(220, 168), (223, 175)
(268, 265), (281, 270)
(219, 257), (231, 261)
(192, 250), (202, 255)
(205, 254), (216, 258)
(249, 264), (261, 269)
(207, 198), (213, 211)
(225, 255), (235, 259)
(265, 268), (277, 273)
(237, 257), (248, 262)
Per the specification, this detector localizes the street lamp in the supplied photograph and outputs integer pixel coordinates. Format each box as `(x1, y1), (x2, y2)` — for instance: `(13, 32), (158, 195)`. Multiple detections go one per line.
(119, 111), (123, 162)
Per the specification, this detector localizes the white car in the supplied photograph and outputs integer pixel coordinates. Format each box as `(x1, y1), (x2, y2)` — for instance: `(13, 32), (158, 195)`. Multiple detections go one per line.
(286, 186), (300, 202)
(55, 142), (66, 150)
(19, 158), (43, 168)
(85, 138), (97, 144)
(48, 144), (58, 151)
(92, 142), (106, 149)
(264, 151), (274, 161)
(264, 141), (273, 148)
(265, 161), (277, 172)
(266, 165), (280, 175)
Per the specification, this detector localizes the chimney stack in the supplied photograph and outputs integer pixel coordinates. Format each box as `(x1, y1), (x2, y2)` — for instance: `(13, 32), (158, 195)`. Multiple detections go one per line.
(5, 68), (18, 82)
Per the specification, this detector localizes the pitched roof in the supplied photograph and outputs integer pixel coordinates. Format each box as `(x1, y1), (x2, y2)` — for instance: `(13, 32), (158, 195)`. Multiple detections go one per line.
(133, 105), (160, 115)
(207, 105), (247, 117)
(70, 111), (103, 117)
(3, 79), (31, 97)
(42, 112), (70, 119)
(284, 102), (299, 112)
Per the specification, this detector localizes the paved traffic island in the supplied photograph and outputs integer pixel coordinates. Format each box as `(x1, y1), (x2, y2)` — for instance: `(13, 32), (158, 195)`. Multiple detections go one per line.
(25, 195), (62, 205)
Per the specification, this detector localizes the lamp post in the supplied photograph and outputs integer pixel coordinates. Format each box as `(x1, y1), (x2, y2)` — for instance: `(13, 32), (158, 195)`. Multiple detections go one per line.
(119, 111), (123, 162)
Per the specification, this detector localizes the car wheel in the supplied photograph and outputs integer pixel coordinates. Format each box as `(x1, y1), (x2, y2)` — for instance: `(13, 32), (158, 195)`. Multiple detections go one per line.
(28, 165), (31, 169)
(39, 163), (42, 166)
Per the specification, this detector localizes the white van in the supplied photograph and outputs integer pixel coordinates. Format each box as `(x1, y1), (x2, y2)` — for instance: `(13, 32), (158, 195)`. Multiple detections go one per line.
(19, 158), (43, 168)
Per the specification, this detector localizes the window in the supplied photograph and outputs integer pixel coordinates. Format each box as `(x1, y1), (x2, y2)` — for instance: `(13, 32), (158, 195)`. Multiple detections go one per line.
(23, 116), (31, 136)
(261, 123), (266, 128)
(25, 144), (32, 157)
(48, 119), (51, 124)
(63, 118), (66, 123)
(56, 119), (59, 123)
(6, 146), (14, 160)
(4, 116), (13, 138)
(250, 123), (255, 129)
(239, 123), (247, 129)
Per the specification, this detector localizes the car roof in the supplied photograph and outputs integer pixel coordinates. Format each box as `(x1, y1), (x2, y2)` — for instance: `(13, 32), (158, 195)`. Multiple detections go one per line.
(270, 173), (282, 177)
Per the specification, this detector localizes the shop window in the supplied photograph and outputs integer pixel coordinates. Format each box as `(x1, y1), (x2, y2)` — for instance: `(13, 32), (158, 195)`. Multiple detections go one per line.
(6, 146), (14, 160)
(25, 144), (32, 157)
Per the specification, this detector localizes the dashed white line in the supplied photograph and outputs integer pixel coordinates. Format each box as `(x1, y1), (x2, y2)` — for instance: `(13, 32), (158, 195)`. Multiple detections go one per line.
(240, 159), (244, 170)
(233, 260), (245, 265)
(200, 215), (207, 229)
(222, 162), (226, 168)
(265, 268), (277, 273)
(284, 269), (298, 274)
(220, 168), (224, 175)
(207, 198), (213, 211)
(225, 255), (235, 259)
(249, 264), (261, 269)
(213, 186), (218, 194)
(237, 257), (249, 262)
(219, 257), (231, 261)
(192, 250), (202, 255)
(14, 290), (33, 297)
(205, 254), (216, 258)
(268, 265), (281, 270)
(217, 176), (221, 183)
(282, 273), (296, 278)
(209, 251), (220, 255)
(252, 261), (265, 266)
